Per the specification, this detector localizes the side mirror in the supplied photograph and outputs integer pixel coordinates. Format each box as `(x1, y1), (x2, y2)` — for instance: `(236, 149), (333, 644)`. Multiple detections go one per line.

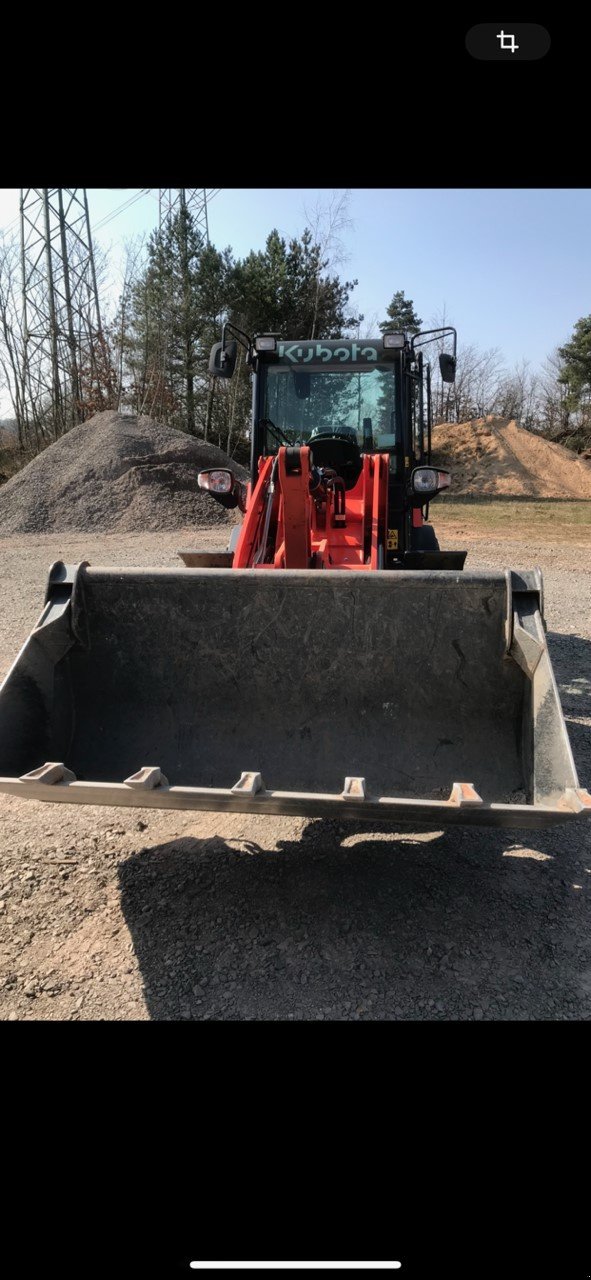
(439, 352), (456, 384)
(209, 339), (237, 379)
(198, 468), (239, 510)
(410, 467), (451, 504)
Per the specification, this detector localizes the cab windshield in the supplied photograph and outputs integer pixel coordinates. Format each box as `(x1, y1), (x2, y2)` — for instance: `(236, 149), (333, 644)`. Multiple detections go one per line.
(261, 364), (400, 452)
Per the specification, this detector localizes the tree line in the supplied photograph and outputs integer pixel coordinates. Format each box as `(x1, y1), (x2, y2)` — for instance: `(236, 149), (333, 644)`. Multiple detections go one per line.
(0, 205), (589, 462)
(381, 293), (591, 456)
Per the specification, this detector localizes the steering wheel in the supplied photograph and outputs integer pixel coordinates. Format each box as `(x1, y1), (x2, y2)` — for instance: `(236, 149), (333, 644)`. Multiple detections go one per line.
(310, 429), (358, 444)
(307, 432), (363, 491)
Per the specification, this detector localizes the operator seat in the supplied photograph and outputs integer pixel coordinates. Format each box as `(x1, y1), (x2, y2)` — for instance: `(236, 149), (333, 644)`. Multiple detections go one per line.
(308, 431), (363, 491)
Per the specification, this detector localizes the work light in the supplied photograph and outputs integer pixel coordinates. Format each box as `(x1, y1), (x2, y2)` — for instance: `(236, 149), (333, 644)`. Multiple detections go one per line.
(382, 332), (405, 349)
(254, 335), (277, 353)
(198, 469), (234, 494)
(412, 467), (451, 495)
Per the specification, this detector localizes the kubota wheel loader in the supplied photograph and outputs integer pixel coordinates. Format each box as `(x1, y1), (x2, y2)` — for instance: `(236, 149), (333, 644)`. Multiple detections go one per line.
(0, 325), (588, 830)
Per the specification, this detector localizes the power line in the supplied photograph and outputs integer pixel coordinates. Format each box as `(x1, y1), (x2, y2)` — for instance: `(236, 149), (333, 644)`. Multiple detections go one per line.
(92, 188), (152, 232)
(4, 187), (222, 243)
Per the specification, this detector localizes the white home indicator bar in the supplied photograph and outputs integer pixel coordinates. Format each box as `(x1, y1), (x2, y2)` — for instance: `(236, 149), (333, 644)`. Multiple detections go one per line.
(189, 1266), (402, 1272)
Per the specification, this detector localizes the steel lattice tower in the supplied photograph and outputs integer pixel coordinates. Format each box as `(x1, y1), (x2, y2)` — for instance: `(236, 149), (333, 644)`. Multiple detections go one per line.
(20, 189), (104, 439)
(158, 189), (215, 243)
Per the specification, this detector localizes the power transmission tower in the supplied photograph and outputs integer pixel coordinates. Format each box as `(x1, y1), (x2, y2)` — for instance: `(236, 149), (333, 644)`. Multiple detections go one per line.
(20, 189), (104, 441)
(158, 189), (215, 243)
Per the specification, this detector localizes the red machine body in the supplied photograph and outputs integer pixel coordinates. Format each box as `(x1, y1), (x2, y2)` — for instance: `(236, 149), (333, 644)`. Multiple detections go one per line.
(233, 445), (391, 571)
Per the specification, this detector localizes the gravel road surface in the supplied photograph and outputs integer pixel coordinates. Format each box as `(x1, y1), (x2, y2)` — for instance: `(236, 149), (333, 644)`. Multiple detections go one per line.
(0, 523), (589, 1020)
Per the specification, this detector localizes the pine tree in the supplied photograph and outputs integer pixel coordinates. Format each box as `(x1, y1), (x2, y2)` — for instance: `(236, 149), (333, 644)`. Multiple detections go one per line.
(558, 316), (591, 408)
(379, 290), (422, 336)
(230, 228), (359, 340)
(126, 208), (209, 432)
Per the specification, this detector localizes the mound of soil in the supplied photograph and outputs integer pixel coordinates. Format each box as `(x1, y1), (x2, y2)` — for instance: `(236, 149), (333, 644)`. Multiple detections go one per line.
(431, 416), (591, 499)
(0, 412), (247, 534)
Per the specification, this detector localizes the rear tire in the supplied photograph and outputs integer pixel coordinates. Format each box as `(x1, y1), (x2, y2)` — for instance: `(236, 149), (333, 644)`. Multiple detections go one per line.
(411, 523), (440, 552)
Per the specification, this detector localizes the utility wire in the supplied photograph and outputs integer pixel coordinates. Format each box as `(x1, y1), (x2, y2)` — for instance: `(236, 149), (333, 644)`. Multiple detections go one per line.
(3, 187), (221, 240)
(92, 188), (152, 231)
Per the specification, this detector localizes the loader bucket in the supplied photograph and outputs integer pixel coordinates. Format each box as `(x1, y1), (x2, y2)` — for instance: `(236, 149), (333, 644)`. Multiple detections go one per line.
(0, 562), (589, 830)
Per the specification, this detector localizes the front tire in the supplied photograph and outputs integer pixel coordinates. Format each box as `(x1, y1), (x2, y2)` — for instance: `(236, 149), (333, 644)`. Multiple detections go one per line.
(411, 523), (440, 552)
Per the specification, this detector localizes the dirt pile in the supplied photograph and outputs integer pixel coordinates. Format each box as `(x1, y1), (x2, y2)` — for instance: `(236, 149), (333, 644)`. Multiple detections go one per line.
(431, 416), (591, 499)
(0, 411), (247, 535)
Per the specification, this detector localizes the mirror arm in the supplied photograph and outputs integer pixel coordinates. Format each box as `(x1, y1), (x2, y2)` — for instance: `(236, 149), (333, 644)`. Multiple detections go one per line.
(411, 327), (457, 360)
(222, 320), (252, 352)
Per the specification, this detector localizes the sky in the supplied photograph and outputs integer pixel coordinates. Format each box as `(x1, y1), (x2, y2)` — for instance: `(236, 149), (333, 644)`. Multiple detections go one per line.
(1, 187), (590, 396)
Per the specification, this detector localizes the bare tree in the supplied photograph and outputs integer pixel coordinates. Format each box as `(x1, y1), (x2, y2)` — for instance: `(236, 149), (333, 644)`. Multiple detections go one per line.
(352, 310), (381, 339)
(427, 304), (506, 423)
(535, 348), (574, 439)
(109, 235), (146, 413)
(426, 304), (454, 421)
(494, 358), (540, 429)
(0, 233), (46, 450)
(0, 236), (24, 445)
(303, 190), (354, 340)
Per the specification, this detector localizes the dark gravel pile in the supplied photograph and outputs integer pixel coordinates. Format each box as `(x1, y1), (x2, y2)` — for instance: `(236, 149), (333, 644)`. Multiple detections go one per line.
(0, 411), (247, 534)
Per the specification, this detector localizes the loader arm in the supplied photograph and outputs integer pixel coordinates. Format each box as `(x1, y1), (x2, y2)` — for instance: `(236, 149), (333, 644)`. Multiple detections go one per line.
(233, 445), (389, 572)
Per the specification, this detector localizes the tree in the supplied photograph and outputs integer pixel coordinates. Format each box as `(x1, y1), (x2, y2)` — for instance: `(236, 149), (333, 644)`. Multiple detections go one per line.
(121, 221), (237, 443)
(193, 243), (236, 444)
(494, 359), (540, 429)
(302, 190), (354, 339)
(426, 303), (505, 424)
(221, 228), (361, 458)
(379, 290), (422, 336)
(230, 228), (360, 340)
(126, 207), (209, 432)
(536, 323), (591, 455)
(110, 235), (145, 413)
(537, 349), (573, 440)
(557, 316), (591, 410)
(0, 234), (29, 448)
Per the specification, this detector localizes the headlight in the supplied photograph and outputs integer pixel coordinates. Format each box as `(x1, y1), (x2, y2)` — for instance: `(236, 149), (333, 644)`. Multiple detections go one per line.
(412, 468), (451, 495)
(413, 467), (438, 493)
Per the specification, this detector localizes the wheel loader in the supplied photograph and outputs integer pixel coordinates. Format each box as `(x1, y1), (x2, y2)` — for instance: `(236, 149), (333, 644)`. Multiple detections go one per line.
(0, 325), (588, 830)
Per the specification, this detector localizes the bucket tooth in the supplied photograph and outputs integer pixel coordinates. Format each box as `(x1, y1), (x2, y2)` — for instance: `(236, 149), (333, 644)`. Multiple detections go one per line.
(124, 766), (168, 790)
(449, 781), (483, 807)
(342, 776), (367, 800)
(231, 771), (265, 796)
(19, 761), (76, 785)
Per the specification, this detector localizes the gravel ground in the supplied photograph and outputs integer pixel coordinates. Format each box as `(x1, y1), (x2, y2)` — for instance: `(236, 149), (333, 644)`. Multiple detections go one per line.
(0, 523), (589, 1021)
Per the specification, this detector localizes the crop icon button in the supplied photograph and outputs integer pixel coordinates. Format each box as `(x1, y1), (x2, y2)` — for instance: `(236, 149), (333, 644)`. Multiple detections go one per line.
(466, 23), (551, 61)
(496, 30), (519, 53)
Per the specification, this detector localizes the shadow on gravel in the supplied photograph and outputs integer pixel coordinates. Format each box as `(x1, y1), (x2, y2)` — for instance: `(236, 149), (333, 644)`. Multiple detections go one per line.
(119, 807), (591, 1022)
(547, 630), (591, 779)
(117, 634), (591, 1023)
